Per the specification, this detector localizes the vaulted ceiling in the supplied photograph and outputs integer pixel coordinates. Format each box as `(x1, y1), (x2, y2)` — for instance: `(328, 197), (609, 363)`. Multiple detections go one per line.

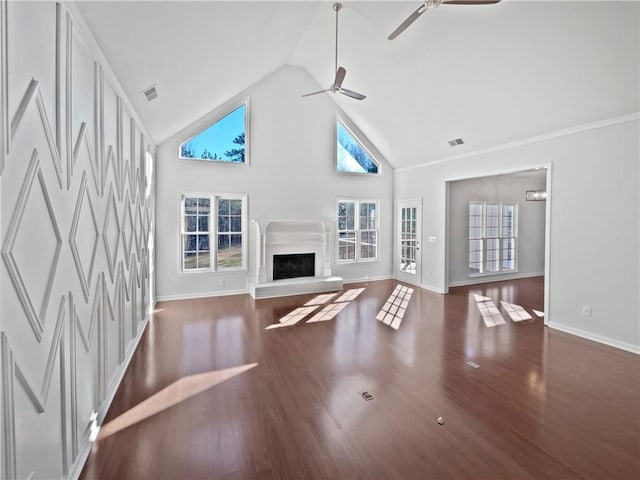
(76, 1), (639, 169)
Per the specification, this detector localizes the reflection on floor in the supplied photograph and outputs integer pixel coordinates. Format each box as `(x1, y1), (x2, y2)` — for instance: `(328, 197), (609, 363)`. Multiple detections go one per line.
(265, 288), (367, 330)
(501, 301), (533, 322)
(376, 285), (414, 330)
(532, 309), (544, 317)
(474, 293), (542, 327)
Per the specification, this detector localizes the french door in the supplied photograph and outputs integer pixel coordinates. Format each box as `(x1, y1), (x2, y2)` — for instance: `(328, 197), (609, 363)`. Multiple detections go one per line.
(396, 199), (422, 286)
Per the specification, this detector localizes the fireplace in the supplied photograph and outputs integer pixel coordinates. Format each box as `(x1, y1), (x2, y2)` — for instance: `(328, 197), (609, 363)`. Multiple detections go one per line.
(249, 219), (342, 298)
(273, 253), (315, 281)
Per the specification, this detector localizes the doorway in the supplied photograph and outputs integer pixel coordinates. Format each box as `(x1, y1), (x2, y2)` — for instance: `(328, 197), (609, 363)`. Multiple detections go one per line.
(395, 199), (422, 286)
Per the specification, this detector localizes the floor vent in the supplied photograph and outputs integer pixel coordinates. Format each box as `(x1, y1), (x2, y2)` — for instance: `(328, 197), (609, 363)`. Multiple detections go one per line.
(360, 391), (374, 401)
(466, 361), (480, 369)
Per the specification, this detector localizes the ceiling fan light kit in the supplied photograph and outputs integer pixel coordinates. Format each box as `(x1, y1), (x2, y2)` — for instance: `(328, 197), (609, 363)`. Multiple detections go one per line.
(302, 2), (367, 101)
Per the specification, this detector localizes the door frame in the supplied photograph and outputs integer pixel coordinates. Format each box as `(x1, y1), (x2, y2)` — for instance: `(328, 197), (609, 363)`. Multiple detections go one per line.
(395, 198), (423, 287)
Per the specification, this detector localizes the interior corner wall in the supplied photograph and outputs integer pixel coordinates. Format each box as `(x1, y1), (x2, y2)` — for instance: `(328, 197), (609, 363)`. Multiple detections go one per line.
(448, 173), (546, 286)
(0, 2), (156, 479)
(394, 118), (639, 353)
(155, 65), (394, 300)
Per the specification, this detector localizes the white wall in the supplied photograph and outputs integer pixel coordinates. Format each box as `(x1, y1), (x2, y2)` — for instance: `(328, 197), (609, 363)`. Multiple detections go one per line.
(448, 172), (546, 285)
(155, 65), (394, 300)
(395, 117), (640, 353)
(0, 2), (156, 479)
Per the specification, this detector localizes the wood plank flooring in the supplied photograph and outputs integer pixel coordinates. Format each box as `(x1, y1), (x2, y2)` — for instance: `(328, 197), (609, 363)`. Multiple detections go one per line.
(80, 277), (640, 479)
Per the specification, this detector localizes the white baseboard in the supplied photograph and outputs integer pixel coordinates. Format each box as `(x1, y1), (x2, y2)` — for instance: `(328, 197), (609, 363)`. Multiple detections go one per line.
(156, 289), (248, 302)
(448, 271), (544, 288)
(68, 312), (152, 480)
(420, 284), (446, 294)
(344, 275), (392, 284)
(548, 322), (640, 355)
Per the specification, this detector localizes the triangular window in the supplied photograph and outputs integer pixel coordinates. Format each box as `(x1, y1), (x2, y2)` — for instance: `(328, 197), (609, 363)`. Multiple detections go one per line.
(336, 119), (379, 174)
(180, 102), (247, 163)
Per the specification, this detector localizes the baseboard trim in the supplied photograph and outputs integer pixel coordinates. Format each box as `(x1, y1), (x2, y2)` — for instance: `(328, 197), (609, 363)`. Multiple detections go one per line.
(156, 289), (248, 302)
(420, 284), (446, 294)
(548, 322), (640, 355)
(68, 312), (152, 480)
(448, 272), (544, 288)
(344, 275), (392, 285)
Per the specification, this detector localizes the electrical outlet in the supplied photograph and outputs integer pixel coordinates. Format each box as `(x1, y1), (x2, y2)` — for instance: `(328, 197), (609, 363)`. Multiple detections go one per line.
(219, 278), (226, 286)
(581, 305), (592, 316)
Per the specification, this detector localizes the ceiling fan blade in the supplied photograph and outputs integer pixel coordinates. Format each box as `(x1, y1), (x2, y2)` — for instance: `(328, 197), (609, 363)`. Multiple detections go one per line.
(333, 66), (347, 89)
(442, 1), (501, 5)
(301, 88), (331, 98)
(388, 4), (428, 40)
(338, 88), (367, 101)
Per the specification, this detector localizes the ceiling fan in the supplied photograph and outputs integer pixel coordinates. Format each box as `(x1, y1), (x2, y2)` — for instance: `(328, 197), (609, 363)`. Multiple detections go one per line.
(388, 0), (501, 40)
(302, 3), (366, 101)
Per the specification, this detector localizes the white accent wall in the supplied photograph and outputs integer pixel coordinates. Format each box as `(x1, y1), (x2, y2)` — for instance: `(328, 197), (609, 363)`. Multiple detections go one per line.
(0, 2), (156, 479)
(448, 172), (546, 286)
(155, 65), (394, 300)
(395, 118), (640, 353)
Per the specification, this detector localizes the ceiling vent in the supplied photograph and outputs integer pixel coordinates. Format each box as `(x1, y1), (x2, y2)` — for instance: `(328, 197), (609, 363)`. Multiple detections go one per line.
(142, 85), (158, 102)
(448, 137), (465, 147)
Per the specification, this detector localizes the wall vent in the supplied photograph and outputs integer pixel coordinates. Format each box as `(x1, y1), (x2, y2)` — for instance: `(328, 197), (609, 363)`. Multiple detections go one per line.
(448, 137), (465, 147)
(142, 85), (158, 102)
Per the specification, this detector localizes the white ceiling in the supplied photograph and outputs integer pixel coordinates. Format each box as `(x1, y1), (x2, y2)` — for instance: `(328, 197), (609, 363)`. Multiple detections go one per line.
(76, 1), (639, 169)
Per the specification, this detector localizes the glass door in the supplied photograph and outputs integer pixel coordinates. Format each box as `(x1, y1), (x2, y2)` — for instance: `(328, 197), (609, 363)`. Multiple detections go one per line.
(396, 200), (422, 286)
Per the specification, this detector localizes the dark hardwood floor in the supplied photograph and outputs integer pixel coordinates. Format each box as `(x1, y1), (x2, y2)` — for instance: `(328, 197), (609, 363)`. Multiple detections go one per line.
(80, 277), (640, 479)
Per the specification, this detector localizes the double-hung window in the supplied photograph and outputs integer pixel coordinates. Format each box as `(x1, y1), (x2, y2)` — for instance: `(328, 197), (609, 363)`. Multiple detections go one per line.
(468, 202), (517, 275)
(337, 200), (379, 262)
(180, 193), (247, 272)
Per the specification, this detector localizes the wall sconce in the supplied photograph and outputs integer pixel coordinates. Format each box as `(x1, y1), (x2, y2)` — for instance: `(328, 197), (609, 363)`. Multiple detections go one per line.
(526, 190), (547, 201)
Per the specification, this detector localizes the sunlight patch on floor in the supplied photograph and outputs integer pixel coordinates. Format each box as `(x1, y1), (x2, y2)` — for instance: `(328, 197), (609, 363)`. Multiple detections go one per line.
(475, 298), (506, 327)
(376, 285), (413, 330)
(265, 306), (320, 329)
(97, 363), (258, 439)
(335, 288), (365, 302)
(500, 301), (533, 322)
(307, 302), (349, 322)
(532, 309), (544, 317)
(304, 293), (339, 306)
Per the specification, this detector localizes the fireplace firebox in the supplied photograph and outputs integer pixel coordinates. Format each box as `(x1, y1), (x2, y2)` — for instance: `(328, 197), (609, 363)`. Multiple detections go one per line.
(273, 253), (315, 281)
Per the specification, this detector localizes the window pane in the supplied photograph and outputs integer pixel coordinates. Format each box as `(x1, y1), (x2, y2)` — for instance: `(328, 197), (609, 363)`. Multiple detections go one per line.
(217, 234), (242, 268)
(185, 215), (197, 232)
(230, 199), (242, 216)
(502, 205), (514, 238)
(218, 199), (229, 216)
(198, 234), (209, 251)
(469, 239), (483, 273)
(184, 252), (197, 270)
(184, 197), (198, 214)
(198, 197), (210, 213)
(503, 238), (515, 271)
(184, 234), (197, 252)
(486, 204), (500, 238)
(218, 215), (229, 233)
(360, 231), (377, 259)
(338, 232), (356, 261)
(230, 216), (241, 232)
(486, 238), (500, 272)
(198, 215), (209, 232)
(180, 104), (246, 163)
(197, 252), (210, 269)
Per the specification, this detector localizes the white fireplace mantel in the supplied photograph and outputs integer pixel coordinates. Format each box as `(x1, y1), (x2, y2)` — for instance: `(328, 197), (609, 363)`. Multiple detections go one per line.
(249, 219), (342, 299)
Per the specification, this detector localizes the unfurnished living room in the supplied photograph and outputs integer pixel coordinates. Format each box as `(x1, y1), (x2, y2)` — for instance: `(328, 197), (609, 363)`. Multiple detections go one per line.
(1, 1), (639, 479)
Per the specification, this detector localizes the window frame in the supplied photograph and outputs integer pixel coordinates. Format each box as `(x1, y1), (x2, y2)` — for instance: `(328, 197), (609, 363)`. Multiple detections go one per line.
(179, 192), (248, 274)
(178, 97), (250, 165)
(336, 199), (380, 264)
(468, 201), (518, 276)
(335, 116), (382, 176)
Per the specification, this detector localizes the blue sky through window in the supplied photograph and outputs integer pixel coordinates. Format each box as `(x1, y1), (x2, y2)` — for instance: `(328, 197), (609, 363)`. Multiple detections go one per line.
(336, 121), (378, 174)
(180, 104), (246, 162)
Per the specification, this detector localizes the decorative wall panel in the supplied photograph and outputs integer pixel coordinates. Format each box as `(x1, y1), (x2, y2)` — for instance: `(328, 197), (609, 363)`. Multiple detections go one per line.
(0, 3), (155, 479)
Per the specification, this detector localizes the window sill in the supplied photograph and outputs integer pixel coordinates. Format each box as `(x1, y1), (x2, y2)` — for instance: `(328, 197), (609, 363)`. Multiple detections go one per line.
(178, 268), (248, 276)
(336, 258), (380, 265)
